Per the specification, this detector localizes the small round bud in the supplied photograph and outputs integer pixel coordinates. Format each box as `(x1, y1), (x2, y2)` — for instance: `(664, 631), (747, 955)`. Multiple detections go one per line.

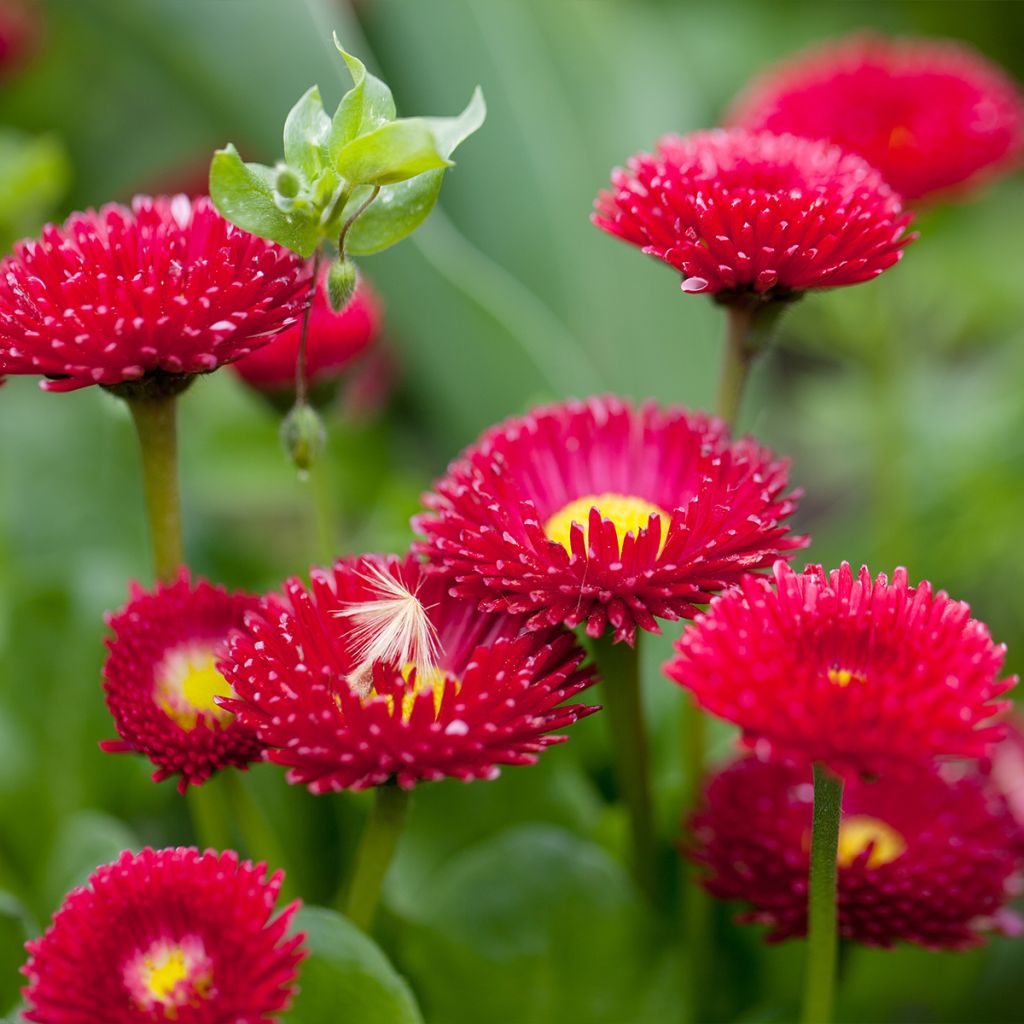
(280, 402), (326, 471)
(275, 167), (302, 199)
(327, 258), (359, 312)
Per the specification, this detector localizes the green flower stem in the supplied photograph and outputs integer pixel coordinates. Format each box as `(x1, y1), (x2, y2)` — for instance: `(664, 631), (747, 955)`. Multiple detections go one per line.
(801, 763), (845, 1024)
(223, 771), (295, 896)
(186, 774), (234, 853)
(715, 299), (785, 430)
(307, 457), (339, 564)
(126, 393), (184, 583)
(342, 783), (411, 931)
(594, 633), (657, 902)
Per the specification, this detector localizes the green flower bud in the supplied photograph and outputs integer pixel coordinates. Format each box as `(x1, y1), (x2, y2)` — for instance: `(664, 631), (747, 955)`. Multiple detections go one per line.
(280, 402), (326, 471)
(327, 258), (359, 311)
(275, 166), (302, 199)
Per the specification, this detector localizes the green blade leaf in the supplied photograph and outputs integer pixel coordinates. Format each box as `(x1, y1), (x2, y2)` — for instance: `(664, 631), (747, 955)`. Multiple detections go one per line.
(345, 88), (486, 255)
(333, 118), (451, 187)
(288, 906), (423, 1024)
(283, 85), (331, 181)
(329, 37), (397, 163)
(209, 144), (321, 257)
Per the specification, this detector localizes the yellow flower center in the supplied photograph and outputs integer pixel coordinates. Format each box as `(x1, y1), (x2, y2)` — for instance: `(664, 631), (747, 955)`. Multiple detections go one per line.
(378, 663), (451, 720)
(126, 938), (213, 1018)
(154, 643), (235, 731)
(827, 667), (866, 688)
(543, 493), (669, 555)
(837, 815), (906, 869)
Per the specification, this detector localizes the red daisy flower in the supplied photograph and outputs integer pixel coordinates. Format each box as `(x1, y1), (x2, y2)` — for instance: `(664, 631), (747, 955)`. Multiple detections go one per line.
(666, 561), (1015, 778)
(232, 267), (381, 404)
(0, 195), (311, 392)
(729, 35), (1024, 203)
(101, 572), (266, 793)
(690, 755), (1024, 949)
(218, 554), (598, 792)
(21, 847), (305, 1023)
(414, 396), (805, 646)
(592, 128), (912, 299)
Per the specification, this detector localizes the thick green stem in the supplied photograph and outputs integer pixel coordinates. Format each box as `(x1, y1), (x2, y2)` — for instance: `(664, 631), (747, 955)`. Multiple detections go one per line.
(801, 763), (845, 1024)
(307, 457), (339, 564)
(595, 634), (657, 902)
(187, 774), (234, 852)
(126, 393), (183, 583)
(343, 784), (411, 931)
(715, 300), (785, 430)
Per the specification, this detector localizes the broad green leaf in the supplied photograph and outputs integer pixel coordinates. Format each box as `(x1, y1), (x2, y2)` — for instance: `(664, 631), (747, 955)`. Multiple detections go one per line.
(344, 89), (485, 255)
(283, 85), (331, 181)
(288, 907), (423, 1024)
(333, 119), (451, 187)
(209, 144), (321, 256)
(329, 38), (397, 163)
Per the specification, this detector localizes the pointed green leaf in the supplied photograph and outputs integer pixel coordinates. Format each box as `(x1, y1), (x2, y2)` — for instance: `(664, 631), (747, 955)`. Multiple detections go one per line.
(329, 37), (396, 163)
(288, 907), (423, 1024)
(283, 85), (331, 181)
(209, 144), (321, 257)
(334, 118), (450, 187)
(345, 89), (486, 255)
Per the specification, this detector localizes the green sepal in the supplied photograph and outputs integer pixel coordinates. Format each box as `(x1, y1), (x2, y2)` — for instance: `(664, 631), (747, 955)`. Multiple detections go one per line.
(345, 87), (486, 255)
(283, 85), (332, 181)
(333, 118), (452, 187)
(209, 144), (321, 256)
(328, 257), (359, 311)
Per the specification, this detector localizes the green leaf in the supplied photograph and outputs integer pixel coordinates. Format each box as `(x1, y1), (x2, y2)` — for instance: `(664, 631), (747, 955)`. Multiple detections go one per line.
(283, 85), (332, 181)
(288, 907), (423, 1024)
(345, 88), (485, 255)
(0, 131), (70, 254)
(333, 119), (451, 187)
(329, 38), (397, 163)
(209, 144), (321, 257)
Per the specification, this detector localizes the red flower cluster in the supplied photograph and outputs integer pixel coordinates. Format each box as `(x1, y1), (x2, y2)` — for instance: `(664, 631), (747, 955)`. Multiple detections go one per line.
(0, 195), (310, 392)
(666, 562), (1015, 779)
(593, 129), (912, 299)
(219, 555), (597, 791)
(416, 396), (805, 645)
(101, 572), (266, 793)
(691, 756), (1023, 948)
(729, 35), (1024, 202)
(232, 268), (381, 400)
(22, 847), (305, 1023)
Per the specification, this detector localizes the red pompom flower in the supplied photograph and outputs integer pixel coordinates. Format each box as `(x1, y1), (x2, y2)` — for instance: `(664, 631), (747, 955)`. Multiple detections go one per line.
(232, 268), (381, 403)
(729, 35), (1024, 203)
(593, 128), (912, 299)
(690, 755), (1024, 949)
(101, 572), (266, 793)
(415, 396), (805, 645)
(666, 562), (1015, 778)
(21, 847), (305, 1023)
(219, 554), (597, 792)
(0, 195), (311, 392)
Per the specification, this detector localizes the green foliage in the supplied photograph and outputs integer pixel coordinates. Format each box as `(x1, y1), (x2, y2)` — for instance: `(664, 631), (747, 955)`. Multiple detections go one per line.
(0, 130), (69, 254)
(288, 907), (423, 1024)
(209, 38), (484, 260)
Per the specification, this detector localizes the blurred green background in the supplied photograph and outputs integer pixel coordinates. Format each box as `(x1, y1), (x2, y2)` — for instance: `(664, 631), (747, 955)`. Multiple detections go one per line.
(0, 0), (1022, 1020)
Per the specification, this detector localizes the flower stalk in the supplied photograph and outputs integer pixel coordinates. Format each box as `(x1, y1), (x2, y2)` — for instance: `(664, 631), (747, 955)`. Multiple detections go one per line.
(125, 390), (185, 584)
(801, 763), (845, 1024)
(594, 633), (658, 902)
(343, 783), (411, 931)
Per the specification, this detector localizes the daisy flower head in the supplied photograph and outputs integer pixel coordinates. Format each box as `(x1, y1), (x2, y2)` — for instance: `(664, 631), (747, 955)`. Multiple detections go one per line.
(101, 572), (266, 793)
(729, 34), (1024, 202)
(218, 554), (598, 792)
(22, 847), (305, 1023)
(415, 395), (805, 645)
(666, 561), (1016, 778)
(690, 755), (1024, 949)
(0, 195), (311, 394)
(593, 128), (912, 302)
